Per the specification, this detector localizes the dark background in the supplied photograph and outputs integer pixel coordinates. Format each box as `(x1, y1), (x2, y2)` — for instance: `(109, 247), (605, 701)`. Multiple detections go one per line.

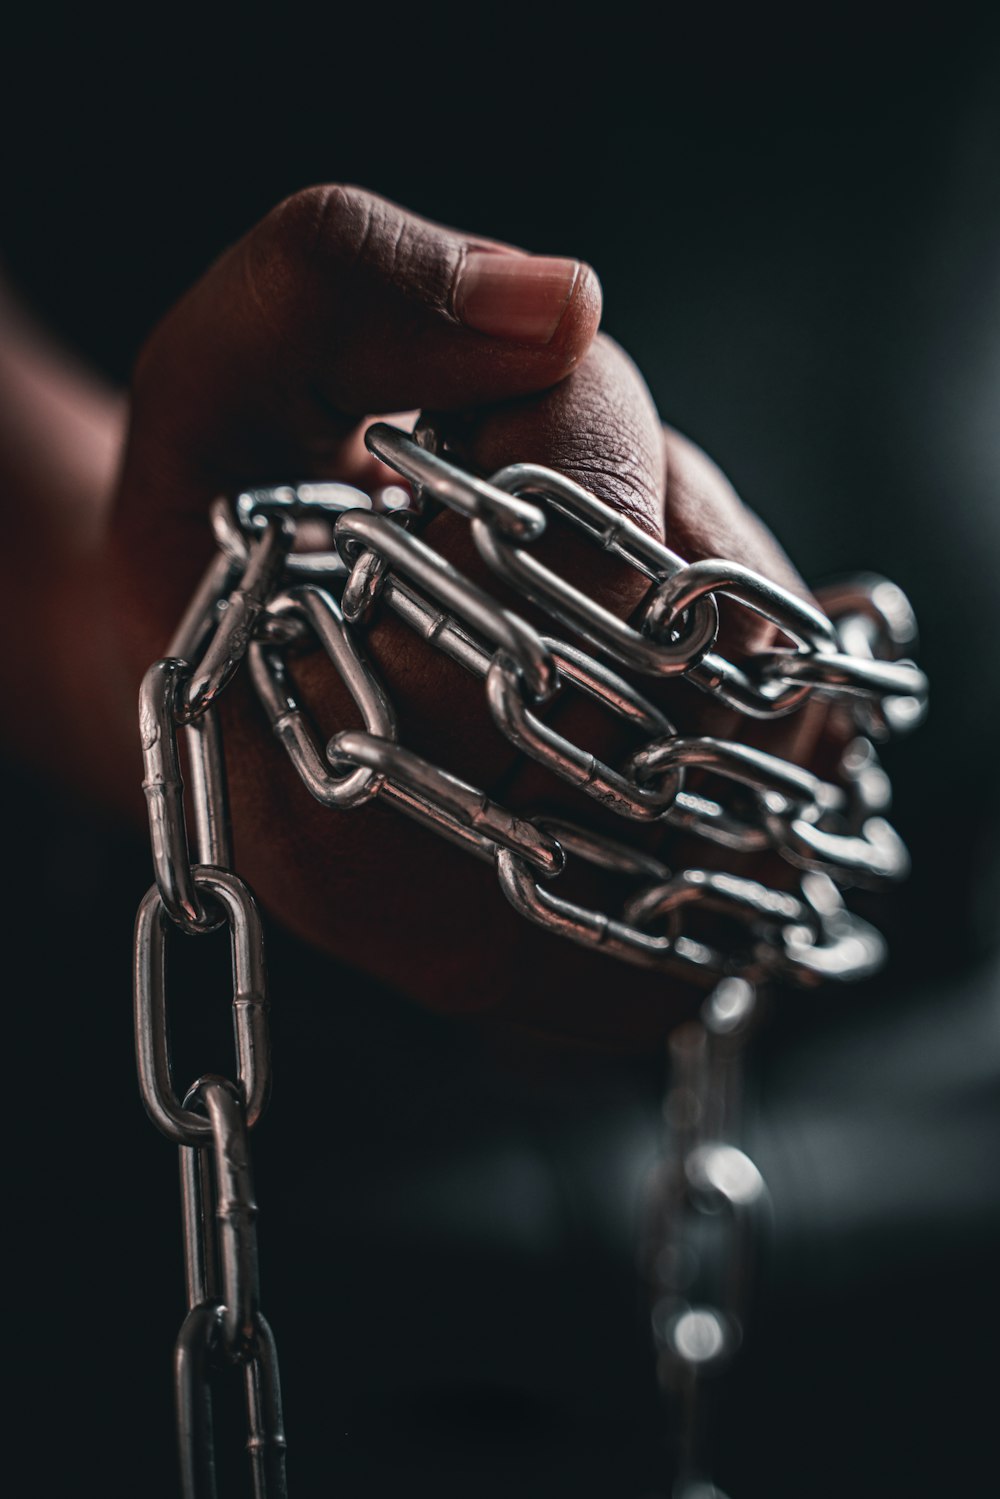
(3, 10), (999, 1496)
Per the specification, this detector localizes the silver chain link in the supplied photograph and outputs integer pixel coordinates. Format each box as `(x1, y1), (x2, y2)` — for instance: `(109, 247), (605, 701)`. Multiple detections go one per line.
(134, 524), (288, 1499)
(132, 420), (926, 1496)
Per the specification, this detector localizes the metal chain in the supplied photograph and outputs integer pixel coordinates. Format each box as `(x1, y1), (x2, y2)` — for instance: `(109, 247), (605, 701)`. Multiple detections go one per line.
(132, 420), (926, 1496)
(134, 524), (289, 1499)
(645, 978), (764, 1499)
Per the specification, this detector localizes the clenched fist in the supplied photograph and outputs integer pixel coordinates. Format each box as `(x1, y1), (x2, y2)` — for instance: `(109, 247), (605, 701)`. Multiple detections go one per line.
(3, 187), (819, 1046)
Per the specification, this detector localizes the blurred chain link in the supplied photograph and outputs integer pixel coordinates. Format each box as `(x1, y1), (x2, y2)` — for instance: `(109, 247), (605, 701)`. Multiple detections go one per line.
(132, 420), (925, 1496)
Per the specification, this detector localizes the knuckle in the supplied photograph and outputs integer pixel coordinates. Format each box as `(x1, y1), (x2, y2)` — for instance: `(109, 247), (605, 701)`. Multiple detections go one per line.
(561, 454), (661, 536)
(232, 184), (378, 363)
(242, 184), (350, 308)
(466, 333), (666, 537)
(542, 372), (665, 535)
(239, 184), (453, 334)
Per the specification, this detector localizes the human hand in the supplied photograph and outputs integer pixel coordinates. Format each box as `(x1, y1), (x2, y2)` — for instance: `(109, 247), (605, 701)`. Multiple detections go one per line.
(109, 186), (817, 1047)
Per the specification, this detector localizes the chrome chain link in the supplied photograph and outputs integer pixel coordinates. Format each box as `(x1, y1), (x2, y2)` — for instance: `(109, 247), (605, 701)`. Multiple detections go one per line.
(134, 524), (288, 1499)
(132, 420), (926, 1496)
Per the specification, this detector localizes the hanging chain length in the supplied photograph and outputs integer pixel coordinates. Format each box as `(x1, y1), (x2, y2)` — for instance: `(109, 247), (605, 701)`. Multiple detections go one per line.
(132, 420), (926, 1497)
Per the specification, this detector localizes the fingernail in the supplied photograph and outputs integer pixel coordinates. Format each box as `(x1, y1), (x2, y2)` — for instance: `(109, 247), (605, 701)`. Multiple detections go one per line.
(454, 252), (582, 344)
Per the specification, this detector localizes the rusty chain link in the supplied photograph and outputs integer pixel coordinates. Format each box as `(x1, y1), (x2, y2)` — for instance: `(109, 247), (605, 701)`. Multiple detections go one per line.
(132, 420), (926, 1497)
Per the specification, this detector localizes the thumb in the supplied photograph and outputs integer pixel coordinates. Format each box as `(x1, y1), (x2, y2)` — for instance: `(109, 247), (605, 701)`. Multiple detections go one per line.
(113, 185), (601, 652)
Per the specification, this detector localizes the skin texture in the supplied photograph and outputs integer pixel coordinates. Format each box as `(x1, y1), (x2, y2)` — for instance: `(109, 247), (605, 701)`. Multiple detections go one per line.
(3, 187), (828, 1048)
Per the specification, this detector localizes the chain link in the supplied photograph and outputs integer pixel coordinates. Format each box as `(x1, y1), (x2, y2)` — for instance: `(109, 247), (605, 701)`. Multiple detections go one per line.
(133, 516), (288, 1494)
(468, 461), (721, 677)
(132, 419), (926, 1495)
(248, 582), (397, 808)
(175, 1073), (288, 1499)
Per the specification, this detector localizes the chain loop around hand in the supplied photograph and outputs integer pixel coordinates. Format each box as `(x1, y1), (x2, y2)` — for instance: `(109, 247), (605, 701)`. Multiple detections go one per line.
(132, 417), (926, 1495)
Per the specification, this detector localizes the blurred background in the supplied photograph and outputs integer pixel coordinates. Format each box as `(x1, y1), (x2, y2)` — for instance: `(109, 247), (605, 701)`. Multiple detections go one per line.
(3, 9), (999, 1495)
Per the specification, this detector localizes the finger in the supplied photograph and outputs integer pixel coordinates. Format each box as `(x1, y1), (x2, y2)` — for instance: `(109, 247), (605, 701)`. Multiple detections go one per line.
(356, 336), (667, 773)
(112, 184), (601, 656)
(433, 348), (809, 665)
(390, 341), (813, 776)
(465, 333), (666, 539)
(226, 336), (670, 1020)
